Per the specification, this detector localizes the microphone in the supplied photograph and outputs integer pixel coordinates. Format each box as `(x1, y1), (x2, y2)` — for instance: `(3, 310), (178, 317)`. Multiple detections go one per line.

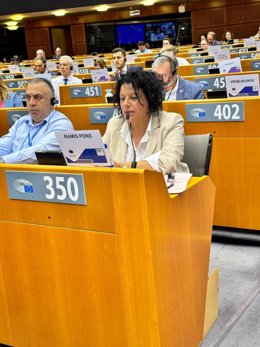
(175, 25), (185, 46)
(125, 112), (137, 168)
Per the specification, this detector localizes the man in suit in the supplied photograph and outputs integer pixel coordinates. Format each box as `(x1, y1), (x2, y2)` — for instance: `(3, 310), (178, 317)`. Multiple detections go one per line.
(51, 55), (82, 104)
(153, 52), (204, 100)
(109, 47), (142, 81)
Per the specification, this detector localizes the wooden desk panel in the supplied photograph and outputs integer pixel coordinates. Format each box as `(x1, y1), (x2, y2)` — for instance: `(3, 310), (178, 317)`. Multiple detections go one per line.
(0, 166), (215, 347)
(163, 98), (260, 230)
(163, 97), (260, 137)
(178, 58), (258, 76)
(56, 104), (109, 135)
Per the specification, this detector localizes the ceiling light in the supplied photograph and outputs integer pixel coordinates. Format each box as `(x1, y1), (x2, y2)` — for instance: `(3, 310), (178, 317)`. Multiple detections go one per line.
(10, 14), (24, 21)
(5, 21), (18, 26)
(7, 26), (18, 30)
(142, 0), (156, 6)
(52, 10), (67, 17)
(95, 5), (109, 12)
(178, 4), (186, 13)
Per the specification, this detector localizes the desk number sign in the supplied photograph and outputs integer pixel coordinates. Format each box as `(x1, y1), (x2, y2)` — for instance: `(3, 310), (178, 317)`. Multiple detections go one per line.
(5, 171), (87, 205)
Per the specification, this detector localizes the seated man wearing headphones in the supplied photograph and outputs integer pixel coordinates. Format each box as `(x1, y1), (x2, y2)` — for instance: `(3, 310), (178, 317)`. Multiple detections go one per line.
(110, 47), (142, 81)
(153, 52), (204, 100)
(34, 57), (52, 80)
(52, 55), (82, 103)
(0, 77), (73, 164)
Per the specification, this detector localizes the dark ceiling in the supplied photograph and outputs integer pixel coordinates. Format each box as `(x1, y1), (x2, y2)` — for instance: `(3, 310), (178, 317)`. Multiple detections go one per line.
(0, 0), (127, 15)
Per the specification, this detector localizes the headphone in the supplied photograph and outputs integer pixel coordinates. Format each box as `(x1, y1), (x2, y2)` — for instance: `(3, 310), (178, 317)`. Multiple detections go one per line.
(153, 54), (178, 76)
(70, 65), (73, 70)
(50, 97), (56, 106)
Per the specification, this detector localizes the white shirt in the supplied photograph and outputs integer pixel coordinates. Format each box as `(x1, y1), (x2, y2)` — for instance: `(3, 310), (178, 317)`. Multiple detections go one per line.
(51, 74), (83, 104)
(120, 117), (161, 171)
(165, 76), (180, 101)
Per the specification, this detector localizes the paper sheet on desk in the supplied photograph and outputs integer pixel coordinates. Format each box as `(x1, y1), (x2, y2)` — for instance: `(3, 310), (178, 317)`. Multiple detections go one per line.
(164, 173), (193, 194)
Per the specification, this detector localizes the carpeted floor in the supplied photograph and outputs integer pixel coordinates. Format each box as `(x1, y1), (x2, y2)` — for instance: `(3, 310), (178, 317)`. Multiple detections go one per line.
(200, 228), (260, 347)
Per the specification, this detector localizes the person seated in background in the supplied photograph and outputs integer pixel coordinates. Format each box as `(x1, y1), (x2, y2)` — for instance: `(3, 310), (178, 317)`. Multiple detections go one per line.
(207, 31), (221, 46)
(0, 78), (73, 164)
(135, 41), (151, 54)
(160, 43), (190, 66)
(145, 41), (151, 50)
(94, 58), (107, 69)
(10, 55), (20, 65)
(51, 55), (82, 103)
(109, 47), (142, 81)
(223, 31), (234, 44)
(199, 33), (207, 42)
(200, 38), (209, 51)
(53, 47), (62, 60)
(151, 27), (165, 41)
(34, 57), (52, 79)
(0, 78), (23, 108)
(161, 37), (174, 49)
(103, 69), (188, 173)
(35, 49), (46, 59)
(153, 52), (204, 101)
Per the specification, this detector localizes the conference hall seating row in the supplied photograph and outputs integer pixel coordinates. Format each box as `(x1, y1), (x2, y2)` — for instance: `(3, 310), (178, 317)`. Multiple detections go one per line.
(0, 93), (259, 232)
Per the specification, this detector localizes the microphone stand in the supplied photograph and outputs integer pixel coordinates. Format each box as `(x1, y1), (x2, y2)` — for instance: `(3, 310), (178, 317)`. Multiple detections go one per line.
(175, 25), (185, 46)
(125, 112), (137, 168)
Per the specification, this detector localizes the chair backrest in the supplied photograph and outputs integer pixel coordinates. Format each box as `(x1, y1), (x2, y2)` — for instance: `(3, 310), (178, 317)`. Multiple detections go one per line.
(182, 134), (213, 176)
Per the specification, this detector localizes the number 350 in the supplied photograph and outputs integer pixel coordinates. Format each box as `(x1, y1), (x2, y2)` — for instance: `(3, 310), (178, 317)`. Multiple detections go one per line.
(43, 176), (79, 201)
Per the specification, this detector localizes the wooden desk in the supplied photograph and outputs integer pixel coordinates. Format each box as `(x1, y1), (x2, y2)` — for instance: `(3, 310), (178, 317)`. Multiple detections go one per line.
(178, 58), (259, 77)
(0, 166), (215, 347)
(164, 97), (260, 230)
(0, 104), (111, 137)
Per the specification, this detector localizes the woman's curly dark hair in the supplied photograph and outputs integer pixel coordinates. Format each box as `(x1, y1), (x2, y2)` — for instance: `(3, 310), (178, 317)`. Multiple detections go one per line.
(113, 69), (165, 117)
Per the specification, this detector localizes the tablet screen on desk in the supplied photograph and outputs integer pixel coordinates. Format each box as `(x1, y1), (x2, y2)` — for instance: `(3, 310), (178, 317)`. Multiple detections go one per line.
(36, 151), (67, 165)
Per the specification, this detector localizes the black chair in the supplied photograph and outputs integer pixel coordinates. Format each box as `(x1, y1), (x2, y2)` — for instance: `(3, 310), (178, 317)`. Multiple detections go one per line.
(182, 134), (213, 176)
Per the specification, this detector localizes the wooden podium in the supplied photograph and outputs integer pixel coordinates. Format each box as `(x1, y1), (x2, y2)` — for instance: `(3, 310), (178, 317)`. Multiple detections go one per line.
(0, 165), (215, 347)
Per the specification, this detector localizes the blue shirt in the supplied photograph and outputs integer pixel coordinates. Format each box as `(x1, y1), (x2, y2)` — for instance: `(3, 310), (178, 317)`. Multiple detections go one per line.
(3, 92), (24, 108)
(0, 110), (73, 163)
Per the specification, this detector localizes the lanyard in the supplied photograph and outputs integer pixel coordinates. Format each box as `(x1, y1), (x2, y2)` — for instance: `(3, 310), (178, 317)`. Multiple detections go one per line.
(27, 120), (47, 147)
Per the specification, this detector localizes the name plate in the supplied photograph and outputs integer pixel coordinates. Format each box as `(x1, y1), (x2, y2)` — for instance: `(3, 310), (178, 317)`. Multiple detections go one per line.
(189, 52), (202, 57)
(2, 74), (16, 80)
(190, 57), (205, 64)
(78, 67), (89, 74)
(6, 171), (87, 205)
(193, 64), (209, 75)
(70, 85), (102, 98)
(89, 106), (114, 124)
(195, 76), (226, 90)
(239, 52), (259, 60)
(238, 47), (249, 53)
(230, 47), (243, 53)
(5, 79), (30, 88)
(251, 60), (260, 70)
(7, 110), (28, 126)
(186, 101), (244, 122)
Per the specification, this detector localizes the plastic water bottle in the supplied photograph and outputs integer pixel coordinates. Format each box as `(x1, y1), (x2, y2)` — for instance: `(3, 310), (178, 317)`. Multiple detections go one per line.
(104, 144), (114, 167)
(105, 89), (113, 103)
